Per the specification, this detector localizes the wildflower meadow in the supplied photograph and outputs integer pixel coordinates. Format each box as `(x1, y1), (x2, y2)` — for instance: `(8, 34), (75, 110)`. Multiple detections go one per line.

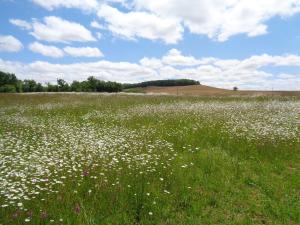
(0, 93), (299, 224)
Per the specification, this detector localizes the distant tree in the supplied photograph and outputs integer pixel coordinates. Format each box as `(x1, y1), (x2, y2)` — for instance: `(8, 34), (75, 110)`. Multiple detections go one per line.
(16, 80), (23, 93)
(96, 80), (105, 92)
(87, 76), (98, 92)
(123, 79), (200, 89)
(81, 81), (91, 92)
(233, 87), (238, 91)
(57, 79), (70, 92)
(0, 71), (18, 86)
(35, 83), (45, 92)
(46, 83), (59, 92)
(0, 70), (123, 93)
(71, 81), (82, 92)
(0, 84), (17, 93)
(23, 80), (38, 92)
(0, 71), (19, 92)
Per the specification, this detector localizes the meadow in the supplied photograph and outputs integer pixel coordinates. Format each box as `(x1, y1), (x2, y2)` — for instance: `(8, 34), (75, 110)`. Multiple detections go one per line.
(0, 93), (299, 225)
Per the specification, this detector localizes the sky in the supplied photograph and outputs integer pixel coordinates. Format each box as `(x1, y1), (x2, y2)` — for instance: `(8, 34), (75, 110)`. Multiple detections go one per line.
(1, 0), (300, 90)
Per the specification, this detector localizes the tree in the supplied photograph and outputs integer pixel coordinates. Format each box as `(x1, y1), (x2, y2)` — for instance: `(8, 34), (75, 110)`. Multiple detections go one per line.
(0, 70), (123, 93)
(81, 81), (91, 92)
(23, 80), (37, 92)
(0, 71), (18, 86)
(233, 87), (238, 91)
(35, 83), (44, 92)
(0, 71), (19, 92)
(87, 76), (98, 92)
(123, 79), (200, 89)
(46, 83), (58, 92)
(57, 79), (70, 92)
(16, 81), (23, 93)
(0, 84), (16, 93)
(71, 81), (82, 92)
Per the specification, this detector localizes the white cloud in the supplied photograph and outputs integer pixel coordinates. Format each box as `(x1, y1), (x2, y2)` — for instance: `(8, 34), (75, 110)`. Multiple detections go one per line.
(1, 49), (300, 90)
(0, 35), (23, 52)
(133, 0), (300, 41)
(97, 4), (183, 44)
(29, 0), (300, 42)
(31, 16), (96, 43)
(64, 46), (104, 57)
(9, 19), (32, 30)
(28, 42), (64, 58)
(140, 57), (163, 70)
(0, 59), (156, 84)
(162, 49), (202, 66)
(28, 42), (104, 58)
(90, 20), (104, 29)
(31, 0), (99, 11)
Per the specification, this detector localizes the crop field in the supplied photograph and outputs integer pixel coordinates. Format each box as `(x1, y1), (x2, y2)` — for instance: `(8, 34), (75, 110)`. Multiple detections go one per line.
(0, 93), (299, 225)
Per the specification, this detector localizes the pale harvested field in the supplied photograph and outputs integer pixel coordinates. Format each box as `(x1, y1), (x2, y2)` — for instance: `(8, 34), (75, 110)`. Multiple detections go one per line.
(136, 85), (300, 96)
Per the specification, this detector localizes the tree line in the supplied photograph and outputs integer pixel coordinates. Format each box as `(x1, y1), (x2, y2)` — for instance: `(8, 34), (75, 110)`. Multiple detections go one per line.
(0, 71), (122, 93)
(0, 70), (201, 93)
(123, 79), (200, 89)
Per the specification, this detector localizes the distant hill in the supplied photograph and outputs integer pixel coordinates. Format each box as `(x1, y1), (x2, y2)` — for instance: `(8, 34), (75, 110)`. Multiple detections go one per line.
(124, 85), (300, 97)
(123, 79), (200, 89)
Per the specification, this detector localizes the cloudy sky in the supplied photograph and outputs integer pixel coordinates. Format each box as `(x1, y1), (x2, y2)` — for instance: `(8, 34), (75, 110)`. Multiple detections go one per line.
(1, 0), (300, 90)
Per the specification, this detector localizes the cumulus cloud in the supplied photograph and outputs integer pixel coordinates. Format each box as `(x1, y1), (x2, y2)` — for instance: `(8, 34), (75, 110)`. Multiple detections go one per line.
(0, 59), (156, 84)
(28, 42), (104, 58)
(28, 0), (300, 43)
(139, 57), (163, 70)
(1, 49), (300, 90)
(133, 0), (300, 41)
(31, 0), (99, 11)
(28, 42), (64, 58)
(30, 16), (96, 43)
(162, 49), (202, 66)
(9, 19), (32, 30)
(0, 35), (23, 52)
(97, 4), (183, 44)
(64, 46), (104, 57)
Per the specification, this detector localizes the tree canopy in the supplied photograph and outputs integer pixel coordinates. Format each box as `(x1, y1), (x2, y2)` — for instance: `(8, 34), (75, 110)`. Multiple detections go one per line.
(0, 70), (201, 93)
(123, 79), (200, 89)
(0, 72), (123, 93)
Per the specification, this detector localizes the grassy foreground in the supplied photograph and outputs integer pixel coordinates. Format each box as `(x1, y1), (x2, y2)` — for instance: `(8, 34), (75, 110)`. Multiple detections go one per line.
(0, 93), (299, 225)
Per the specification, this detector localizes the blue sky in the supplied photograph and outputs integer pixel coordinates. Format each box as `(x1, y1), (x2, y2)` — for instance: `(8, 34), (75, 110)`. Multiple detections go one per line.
(1, 0), (300, 90)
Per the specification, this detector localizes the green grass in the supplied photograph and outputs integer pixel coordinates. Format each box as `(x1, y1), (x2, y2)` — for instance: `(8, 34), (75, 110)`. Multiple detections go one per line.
(0, 93), (299, 225)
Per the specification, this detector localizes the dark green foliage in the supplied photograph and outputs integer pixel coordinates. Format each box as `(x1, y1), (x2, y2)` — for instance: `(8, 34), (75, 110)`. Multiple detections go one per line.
(123, 79), (200, 89)
(0, 84), (16, 93)
(78, 76), (123, 93)
(46, 83), (59, 92)
(0, 71), (123, 93)
(0, 71), (46, 93)
(57, 79), (70, 92)
(35, 83), (45, 92)
(0, 71), (19, 92)
(23, 80), (37, 92)
(0, 70), (197, 93)
(71, 81), (83, 92)
(0, 71), (18, 86)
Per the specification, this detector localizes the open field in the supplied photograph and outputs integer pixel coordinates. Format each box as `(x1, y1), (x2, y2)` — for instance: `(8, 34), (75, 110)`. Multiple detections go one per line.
(125, 85), (300, 97)
(0, 93), (300, 225)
